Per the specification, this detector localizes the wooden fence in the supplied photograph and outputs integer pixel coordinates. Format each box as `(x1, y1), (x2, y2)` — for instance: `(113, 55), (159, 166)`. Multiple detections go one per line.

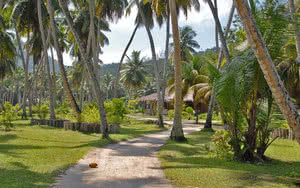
(272, 128), (295, 140)
(30, 119), (120, 134)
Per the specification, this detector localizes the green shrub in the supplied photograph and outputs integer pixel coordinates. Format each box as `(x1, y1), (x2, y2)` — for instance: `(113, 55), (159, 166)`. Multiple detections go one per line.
(0, 102), (19, 131)
(105, 98), (127, 124)
(81, 103), (100, 123)
(81, 99), (127, 124)
(128, 98), (139, 112)
(185, 107), (194, 120)
(182, 111), (188, 119)
(55, 102), (70, 119)
(168, 110), (174, 120)
(211, 130), (232, 159)
(37, 104), (49, 119)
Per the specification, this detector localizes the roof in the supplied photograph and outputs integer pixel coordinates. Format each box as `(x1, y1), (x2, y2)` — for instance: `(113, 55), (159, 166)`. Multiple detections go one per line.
(139, 89), (193, 103)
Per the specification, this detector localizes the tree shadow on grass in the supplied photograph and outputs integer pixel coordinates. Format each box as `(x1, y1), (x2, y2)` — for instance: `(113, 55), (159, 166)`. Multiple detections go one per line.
(0, 162), (54, 187)
(0, 144), (46, 158)
(0, 134), (17, 143)
(160, 140), (300, 187)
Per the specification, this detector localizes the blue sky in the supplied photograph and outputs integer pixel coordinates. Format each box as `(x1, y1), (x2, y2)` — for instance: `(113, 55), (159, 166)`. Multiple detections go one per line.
(63, 0), (233, 65)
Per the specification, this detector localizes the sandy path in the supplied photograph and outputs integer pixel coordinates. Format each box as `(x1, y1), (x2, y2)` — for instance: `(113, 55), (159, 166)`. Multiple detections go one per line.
(52, 126), (200, 188)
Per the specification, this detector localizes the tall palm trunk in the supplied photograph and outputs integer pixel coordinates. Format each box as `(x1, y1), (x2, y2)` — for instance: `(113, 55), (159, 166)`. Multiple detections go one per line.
(214, 0), (219, 55)
(114, 23), (139, 98)
(169, 0), (185, 141)
(37, 0), (56, 119)
(234, 0), (300, 145)
(47, 0), (81, 116)
(135, 0), (164, 128)
(79, 67), (86, 109)
(162, 8), (171, 104)
(204, 3), (235, 129)
(58, 0), (109, 138)
(22, 30), (30, 119)
(288, 0), (300, 60)
(50, 47), (57, 108)
(206, 0), (230, 64)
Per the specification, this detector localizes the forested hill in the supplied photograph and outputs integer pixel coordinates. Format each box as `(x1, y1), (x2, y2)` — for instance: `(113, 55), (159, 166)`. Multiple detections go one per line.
(100, 58), (166, 76)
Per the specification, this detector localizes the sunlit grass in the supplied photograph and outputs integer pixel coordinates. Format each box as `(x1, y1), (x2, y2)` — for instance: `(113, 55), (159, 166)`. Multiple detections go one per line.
(159, 131), (300, 188)
(0, 119), (164, 187)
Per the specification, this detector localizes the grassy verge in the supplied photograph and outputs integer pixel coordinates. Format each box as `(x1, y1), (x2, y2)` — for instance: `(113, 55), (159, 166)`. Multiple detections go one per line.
(0, 119), (164, 187)
(159, 131), (300, 188)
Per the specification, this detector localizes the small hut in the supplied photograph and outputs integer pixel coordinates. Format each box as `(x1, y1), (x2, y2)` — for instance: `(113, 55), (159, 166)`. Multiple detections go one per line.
(139, 89), (208, 115)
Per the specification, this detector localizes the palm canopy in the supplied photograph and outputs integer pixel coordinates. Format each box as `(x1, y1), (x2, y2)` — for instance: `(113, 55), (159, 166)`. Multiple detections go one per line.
(127, 0), (164, 29)
(121, 51), (147, 89)
(0, 15), (16, 79)
(66, 9), (110, 58)
(168, 55), (210, 107)
(170, 26), (200, 61)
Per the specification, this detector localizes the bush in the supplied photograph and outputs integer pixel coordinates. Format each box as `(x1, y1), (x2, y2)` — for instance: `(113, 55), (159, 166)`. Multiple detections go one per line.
(168, 110), (174, 120)
(55, 102), (70, 119)
(0, 102), (19, 131)
(185, 107), (194, 120)
(81, 99), (127, 124)
(128, 98), (139, 112)
(105, 98), (127, 124)
(37, 104), (49, 119)
(211, 130), (232, 159)
(81, 103), (100, 123)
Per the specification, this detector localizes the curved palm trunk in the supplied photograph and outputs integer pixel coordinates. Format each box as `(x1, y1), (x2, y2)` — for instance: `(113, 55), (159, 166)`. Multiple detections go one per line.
(47, 0), (81, 116)
(214, 0), (219, 55)
(204, 3), (235, 129)
(207, 0), (230, 64)
(169, 0), (185, 141)
(114, 23), (139, 98)
(37, 0), (56, 120)
(234, 0), (300, 145)
(135, 0), (164, 128)
(58, 0), (109, 138)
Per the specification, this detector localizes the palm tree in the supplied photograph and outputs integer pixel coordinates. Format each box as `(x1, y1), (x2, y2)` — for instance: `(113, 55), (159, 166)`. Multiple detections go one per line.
(233, 0), (300, 145)
(288, 0), (300, 61)
(204, 3), (235, 129)
(103, 72), (114, 100)
(133, 0), (165, 127)
(47, 0), (81, 116)
(37, 0), (56, 120)
(169, 0), (185, 141)
(114, 23), (139, 98)
(0, 16), (16, 80)
(121, 51), (147, 91)
(170, 26), (200, 62)
(58, 0), (110, 138)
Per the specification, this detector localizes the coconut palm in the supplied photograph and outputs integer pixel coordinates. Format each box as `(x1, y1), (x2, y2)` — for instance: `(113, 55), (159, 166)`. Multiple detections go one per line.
(170, 26), (200, 62)
(103, 72), (114, 100)
(288, 0), (300, 61)
(233, 0), (300, 145)
(121, 51), (147, 91)
(47, 0), (82, 116)
(169, 0), (185, 141)
(0, 16), (16, 79)
(37, 0), (56, 119)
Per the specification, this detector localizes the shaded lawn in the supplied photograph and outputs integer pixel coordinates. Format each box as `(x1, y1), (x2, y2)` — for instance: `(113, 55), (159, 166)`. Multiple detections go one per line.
(159, 131), (300, 188)
(0, 119), (164, 187)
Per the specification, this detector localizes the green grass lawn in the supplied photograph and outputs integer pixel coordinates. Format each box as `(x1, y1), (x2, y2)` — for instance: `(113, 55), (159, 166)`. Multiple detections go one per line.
(0, 119), (164, 187)
(159, 131), (300, 188)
